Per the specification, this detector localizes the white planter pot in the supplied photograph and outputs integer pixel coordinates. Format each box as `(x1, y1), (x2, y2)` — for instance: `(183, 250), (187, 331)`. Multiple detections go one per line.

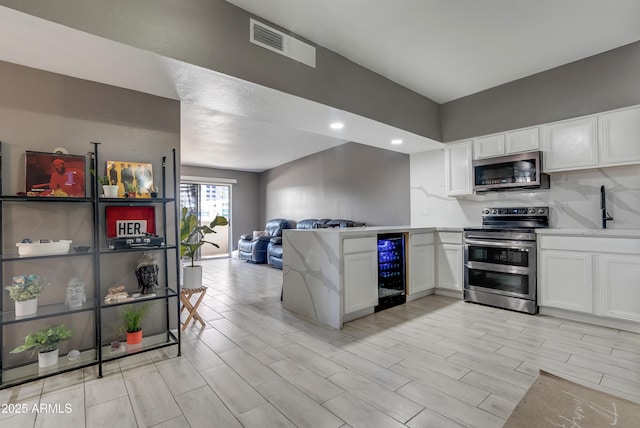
(183, 266), (202, 289)
(38, 349), (59, 368)
(103, 185), (119, 198)
(15, 298), (38, 317)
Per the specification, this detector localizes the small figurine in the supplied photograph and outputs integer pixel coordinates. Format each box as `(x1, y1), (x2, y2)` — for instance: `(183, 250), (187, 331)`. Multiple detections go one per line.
(135, 252), (159, 295)
(105, 285), (129, 303)
(65, 276), (86, 309)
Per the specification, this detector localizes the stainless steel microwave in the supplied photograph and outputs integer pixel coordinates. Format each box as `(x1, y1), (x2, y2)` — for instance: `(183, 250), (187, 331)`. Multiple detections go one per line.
(473, 151), (550, 192)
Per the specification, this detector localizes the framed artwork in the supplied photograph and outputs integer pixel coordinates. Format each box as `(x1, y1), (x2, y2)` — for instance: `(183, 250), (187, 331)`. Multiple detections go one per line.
(25, 151), (86, 197)
(105, 161), (154, 198)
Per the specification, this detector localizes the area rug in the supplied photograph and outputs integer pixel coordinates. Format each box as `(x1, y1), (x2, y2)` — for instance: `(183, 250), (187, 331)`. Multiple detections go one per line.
(503, 370), (640, 427)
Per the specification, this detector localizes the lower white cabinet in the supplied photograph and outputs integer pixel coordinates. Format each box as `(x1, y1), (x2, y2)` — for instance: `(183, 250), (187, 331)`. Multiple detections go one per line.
(436, 232), (463, 291)
(343, 238), (378, 314)
(539, 250), (593, 313)
(538, 234), (640, 324)
(409, 232), (435, 294)
(599, 254), (640, 322)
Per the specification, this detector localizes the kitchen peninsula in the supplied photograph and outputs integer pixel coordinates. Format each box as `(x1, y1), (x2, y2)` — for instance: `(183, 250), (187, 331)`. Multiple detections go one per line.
(281, 226), (440, 329)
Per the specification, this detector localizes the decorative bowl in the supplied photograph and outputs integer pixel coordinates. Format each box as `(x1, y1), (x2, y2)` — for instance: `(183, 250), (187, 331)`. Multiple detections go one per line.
(16, 240), (72, 256)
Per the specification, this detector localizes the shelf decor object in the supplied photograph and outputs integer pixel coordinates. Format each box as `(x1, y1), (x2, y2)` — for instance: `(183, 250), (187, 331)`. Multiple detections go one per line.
(10, 325), (74, 368)
(120, 304), (150, 345)
(25, 151), (86, 197)
(5, 274), (47, 317)
(16, 239), (72, 256)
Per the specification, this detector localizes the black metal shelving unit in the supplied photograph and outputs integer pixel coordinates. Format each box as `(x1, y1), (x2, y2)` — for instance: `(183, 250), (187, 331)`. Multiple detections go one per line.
(0, 142), (180, 389)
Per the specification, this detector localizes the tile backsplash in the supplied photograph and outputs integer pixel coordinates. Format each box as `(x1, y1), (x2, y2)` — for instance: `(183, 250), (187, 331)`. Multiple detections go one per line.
(410, 149), (640, 229)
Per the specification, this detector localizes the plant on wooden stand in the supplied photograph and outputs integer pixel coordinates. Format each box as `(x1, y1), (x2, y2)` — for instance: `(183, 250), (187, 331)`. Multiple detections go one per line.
(180, 207), (228, 289)
(10, 324), (74, 367)
(119, 304), (150, 345)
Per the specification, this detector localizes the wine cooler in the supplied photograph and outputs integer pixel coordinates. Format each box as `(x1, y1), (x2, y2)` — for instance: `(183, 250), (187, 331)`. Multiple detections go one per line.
(375, 233), (406, 312)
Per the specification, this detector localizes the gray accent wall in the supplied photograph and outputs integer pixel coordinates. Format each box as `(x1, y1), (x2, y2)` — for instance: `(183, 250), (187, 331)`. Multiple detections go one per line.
(441, 41), (640, 141)
(180, 165), (260, 250)
(259, 142), (410, 227)
(0, 0), (441, 141)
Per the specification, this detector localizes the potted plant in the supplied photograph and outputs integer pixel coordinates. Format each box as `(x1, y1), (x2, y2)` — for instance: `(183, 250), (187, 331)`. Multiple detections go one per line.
(119, 304), (150, 345)
(5, 274), (47, 317)
(180, 207), (228, 288)
(10, 324), (74, 368)
(124, 182), (137, 198)
(91, 169), (119, 197)
(147, 184), (159, 198)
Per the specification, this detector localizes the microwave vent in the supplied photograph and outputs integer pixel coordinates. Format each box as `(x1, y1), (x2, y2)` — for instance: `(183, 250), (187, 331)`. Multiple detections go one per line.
(250, 18), (316, 68)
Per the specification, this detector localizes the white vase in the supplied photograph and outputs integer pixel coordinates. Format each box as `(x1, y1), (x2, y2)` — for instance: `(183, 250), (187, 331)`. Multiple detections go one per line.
(15, 298), (38, 317)
(38, 349), (59, 368)
(103, 185), (119, 198)
(183, 265), (202, 289)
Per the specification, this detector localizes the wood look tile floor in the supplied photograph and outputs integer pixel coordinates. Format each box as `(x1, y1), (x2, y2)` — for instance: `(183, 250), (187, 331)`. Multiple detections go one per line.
(2, 257), (640, 427)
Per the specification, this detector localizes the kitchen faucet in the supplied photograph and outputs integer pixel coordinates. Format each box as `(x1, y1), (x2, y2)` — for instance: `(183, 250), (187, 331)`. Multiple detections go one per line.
(600, 185), (614, 228)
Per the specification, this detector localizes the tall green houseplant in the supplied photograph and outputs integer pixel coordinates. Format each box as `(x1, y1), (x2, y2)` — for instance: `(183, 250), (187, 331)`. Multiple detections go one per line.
(179, 207), (228, 267)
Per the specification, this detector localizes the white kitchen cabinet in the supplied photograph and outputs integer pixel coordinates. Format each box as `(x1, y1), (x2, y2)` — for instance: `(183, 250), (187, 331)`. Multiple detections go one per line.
(539, 250), (593, 313)
(474, 134), (505, 159)
(409, 232), (435, 294)
(506, 127), (540, 154)
(474, 127), (539, 160)
(598, 105), (640, 167)
(436, 232), (463, 291)
(445, 140), (473, 196)
(542, 116), (598, 172)
(599, 254), (640, 322)
(538, 233), (640, 326)
(343, 237), (378, 314)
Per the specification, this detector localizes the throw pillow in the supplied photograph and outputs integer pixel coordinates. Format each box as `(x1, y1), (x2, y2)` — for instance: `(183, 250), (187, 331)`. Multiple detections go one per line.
(253, 230), (269, 240)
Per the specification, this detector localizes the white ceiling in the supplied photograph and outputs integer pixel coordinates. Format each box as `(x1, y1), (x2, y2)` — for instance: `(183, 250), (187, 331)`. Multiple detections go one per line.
(227, 0), (640, 103)
(1, 2), (640, 171)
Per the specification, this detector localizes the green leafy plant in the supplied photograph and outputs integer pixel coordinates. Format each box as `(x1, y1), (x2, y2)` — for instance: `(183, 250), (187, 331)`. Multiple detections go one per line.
(124, 182), (137, 193)
(5, 274), (47, 301)
(180, 207), (228, 267)
(120, 304), (150, 333)
(10, 325), (74, 354)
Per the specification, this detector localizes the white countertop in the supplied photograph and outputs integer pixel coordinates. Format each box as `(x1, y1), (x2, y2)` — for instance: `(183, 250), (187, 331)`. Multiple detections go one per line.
(537, 228), (640, 238)
(284, 226), (464, 236)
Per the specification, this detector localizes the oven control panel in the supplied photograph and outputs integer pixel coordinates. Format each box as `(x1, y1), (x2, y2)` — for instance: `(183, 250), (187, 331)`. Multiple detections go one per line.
(482, 207), (548, 217)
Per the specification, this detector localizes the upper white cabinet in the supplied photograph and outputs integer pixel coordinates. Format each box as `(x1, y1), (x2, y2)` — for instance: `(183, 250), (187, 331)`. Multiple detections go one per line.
(506, 127), (540, 154)
(542, 116), (598, 172)
(474, 127), (539, 160)
(445, 140), (473, 196)
(474, 134), (505, 159)
(598, 106), (640, 166)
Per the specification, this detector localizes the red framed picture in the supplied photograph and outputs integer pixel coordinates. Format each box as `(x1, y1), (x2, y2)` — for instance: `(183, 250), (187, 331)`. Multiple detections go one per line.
(25, 151), (86, 197)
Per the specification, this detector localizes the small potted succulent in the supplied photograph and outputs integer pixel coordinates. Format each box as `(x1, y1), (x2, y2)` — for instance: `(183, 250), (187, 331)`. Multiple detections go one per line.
(120, 304), (150, 345)
(124, 182), (137, 198)
(91, 169), (119, 197)
(147, 184), (159, 198)
(10, 324), (74, 368)
(5, 274), (47, 317)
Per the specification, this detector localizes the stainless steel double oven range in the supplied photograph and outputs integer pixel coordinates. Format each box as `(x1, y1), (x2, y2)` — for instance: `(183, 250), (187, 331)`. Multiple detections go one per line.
(463, 207), (549, 314)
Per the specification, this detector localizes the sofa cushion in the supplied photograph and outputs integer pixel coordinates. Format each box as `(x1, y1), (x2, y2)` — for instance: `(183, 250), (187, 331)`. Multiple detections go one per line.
(296, 219), (318, 229)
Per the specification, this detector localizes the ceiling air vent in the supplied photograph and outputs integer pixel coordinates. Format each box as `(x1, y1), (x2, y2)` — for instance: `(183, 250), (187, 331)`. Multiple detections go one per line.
(250, 18), (316, 68)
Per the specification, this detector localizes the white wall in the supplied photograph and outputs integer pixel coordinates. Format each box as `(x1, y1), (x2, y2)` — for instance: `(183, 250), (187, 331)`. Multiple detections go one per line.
(410, 149), (640, 229)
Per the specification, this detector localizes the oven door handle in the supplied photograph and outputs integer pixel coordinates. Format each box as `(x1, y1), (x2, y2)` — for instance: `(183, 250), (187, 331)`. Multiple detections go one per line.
(464, 239), (534, 250)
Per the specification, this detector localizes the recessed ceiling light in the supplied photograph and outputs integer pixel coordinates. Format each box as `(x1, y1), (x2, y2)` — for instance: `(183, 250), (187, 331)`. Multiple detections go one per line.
(330, 122), (344, 130)
(391, 139), (403, 145)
